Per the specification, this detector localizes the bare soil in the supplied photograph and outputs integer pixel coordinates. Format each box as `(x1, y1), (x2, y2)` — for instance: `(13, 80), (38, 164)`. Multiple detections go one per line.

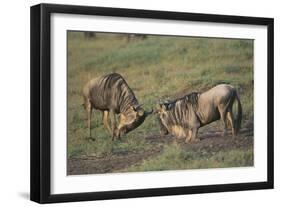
(67, 121), (253, 175)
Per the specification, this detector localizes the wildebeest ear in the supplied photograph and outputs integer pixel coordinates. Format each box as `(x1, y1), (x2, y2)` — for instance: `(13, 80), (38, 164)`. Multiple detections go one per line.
(131, 105), (142, 111)
(136, 104), (143, 110)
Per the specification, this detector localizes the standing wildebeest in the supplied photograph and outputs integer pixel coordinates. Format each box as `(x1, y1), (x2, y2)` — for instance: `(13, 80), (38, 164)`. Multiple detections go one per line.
(156, 84), (242, 142)
(82, 73), (152, 140)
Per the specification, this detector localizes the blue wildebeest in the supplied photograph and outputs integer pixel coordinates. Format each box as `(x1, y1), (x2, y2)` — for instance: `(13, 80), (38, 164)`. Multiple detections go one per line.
(82, 73), (152, 140)
(156, 84), (242, 143)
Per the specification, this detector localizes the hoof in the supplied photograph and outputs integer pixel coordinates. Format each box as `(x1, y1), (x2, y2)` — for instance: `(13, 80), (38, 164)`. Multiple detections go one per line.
(172, 140), (179, 146)
(186, 138), (200, 143)
(112, 134), (121, 141)
(111, 135), (116, 141)
(221, 130), (227, 137)
(192, 138), (200, 143)
(185, 139), (191, 144)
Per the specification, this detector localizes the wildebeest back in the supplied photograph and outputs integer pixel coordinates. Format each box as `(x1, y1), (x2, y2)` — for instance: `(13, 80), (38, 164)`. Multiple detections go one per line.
(85, 73), (139, 113)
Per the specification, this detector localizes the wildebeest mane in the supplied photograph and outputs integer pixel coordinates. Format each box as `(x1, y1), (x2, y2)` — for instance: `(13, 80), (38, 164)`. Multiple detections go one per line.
(162, 92), (200, 111)
(99, 73), (139, 113)
(183, 92), (200, 109)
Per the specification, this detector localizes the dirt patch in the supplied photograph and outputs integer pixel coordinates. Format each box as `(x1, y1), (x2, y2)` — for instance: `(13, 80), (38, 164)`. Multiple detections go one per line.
(68, 121), (253, 175)
(68, 147), (162, 175)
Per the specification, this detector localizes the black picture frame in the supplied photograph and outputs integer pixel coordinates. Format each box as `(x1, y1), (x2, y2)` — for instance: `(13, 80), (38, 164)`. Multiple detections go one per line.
(30, 3), (274, 204)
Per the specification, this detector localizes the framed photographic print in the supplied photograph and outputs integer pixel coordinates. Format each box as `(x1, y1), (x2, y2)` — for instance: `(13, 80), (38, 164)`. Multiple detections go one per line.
(30, 3), (274, 203)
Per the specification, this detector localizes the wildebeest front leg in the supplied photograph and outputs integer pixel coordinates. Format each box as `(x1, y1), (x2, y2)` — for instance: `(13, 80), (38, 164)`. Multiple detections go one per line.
(109, 109), (117, 140)
(103, 110), (112, 135)
(185, 129), (192, 143)
(158, 117), (169, 136)
(190, 128), (199, 142)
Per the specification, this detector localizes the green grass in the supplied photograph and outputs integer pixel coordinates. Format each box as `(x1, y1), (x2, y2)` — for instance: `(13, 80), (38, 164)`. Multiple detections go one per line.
(123, 144), (253, 172)
(67, 32), (254, 171)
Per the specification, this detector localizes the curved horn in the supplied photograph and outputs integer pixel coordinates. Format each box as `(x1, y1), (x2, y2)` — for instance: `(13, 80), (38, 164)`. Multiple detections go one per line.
(133, 104), (143, 111)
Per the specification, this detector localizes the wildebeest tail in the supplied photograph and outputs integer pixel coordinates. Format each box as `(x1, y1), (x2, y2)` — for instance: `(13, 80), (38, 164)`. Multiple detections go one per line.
(234, 89), (242, 135)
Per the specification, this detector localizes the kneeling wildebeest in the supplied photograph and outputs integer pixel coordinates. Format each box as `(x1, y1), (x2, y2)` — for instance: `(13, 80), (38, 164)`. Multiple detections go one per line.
(156, 84), (242, 143)
(82, 73), (153, 140)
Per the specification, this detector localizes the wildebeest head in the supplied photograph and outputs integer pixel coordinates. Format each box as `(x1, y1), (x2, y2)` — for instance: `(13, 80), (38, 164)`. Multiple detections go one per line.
(155, 101), (175, 136)
(155, 100), (174, 114)
(115, 105), (153, 138)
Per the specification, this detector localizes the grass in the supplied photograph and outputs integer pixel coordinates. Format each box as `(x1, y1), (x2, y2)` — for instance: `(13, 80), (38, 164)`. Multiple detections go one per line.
(67, 32), (254, 172)
(123, 145), (253, 172)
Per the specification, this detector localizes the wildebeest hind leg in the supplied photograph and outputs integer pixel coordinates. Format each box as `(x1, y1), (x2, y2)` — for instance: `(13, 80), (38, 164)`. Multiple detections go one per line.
(103, 110), (112, 135)
(227, 111), (235, 137)
(191, 128), (199, 142)
(218, 106), (227, 136)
